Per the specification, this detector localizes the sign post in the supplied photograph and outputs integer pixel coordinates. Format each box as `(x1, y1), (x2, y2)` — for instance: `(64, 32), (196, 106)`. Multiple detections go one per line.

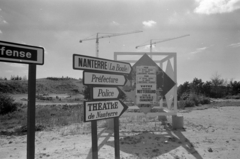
(27, 64), (36, 159)
(0, 41), (44, 159)
(73, 54), (131, 159)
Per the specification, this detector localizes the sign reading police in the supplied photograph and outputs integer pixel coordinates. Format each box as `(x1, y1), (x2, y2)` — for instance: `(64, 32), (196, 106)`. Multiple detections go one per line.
(0, 41), (44, 65)
(93, 87), (120, 99)
(73, 54), (131, 74)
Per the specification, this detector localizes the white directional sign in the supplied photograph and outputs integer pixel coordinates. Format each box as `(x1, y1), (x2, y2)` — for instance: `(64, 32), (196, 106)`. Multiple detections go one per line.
(84, 100), (128, 122)
(0, 40), (44, 65)
(73, 54), (132, 74)
(93, 87), (120, 99)
(83, 72), (127, 86)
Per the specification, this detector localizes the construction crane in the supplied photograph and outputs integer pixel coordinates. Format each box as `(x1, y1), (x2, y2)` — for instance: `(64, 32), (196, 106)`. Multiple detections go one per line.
(79, 30), (143, 57)
(135, 34), (190, 53)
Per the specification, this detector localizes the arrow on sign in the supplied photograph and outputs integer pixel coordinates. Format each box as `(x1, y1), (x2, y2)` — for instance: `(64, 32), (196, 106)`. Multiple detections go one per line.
(83, 71), (127, 86)
(84, 100), (128, 122)
(93, 87), (122, 100)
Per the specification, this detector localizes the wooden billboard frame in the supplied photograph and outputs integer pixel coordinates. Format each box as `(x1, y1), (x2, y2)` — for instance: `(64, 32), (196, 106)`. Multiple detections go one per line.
(114, 52), (177, 115)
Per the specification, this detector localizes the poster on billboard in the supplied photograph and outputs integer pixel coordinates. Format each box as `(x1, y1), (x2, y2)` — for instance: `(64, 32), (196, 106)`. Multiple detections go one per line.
(136, 66), (157, 105)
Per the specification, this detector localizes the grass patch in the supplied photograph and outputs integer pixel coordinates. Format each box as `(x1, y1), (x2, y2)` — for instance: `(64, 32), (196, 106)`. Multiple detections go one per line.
(209, 100), (240, 107)
(0, 103), (85, 135)
(35, 104), (84, 128)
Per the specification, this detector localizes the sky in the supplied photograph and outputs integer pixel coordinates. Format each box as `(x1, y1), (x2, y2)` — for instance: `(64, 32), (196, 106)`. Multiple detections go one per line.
(0, 0), (240, 85)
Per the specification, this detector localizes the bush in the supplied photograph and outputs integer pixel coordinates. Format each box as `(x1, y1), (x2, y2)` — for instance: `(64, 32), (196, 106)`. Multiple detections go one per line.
(188, 93), (200, 106)
(178, 93), (211, 109)
(177, 100), (186, 109)
(0, 93), (17, 115)
(199, 96), (211, 105)
(184, 100), (195, 107)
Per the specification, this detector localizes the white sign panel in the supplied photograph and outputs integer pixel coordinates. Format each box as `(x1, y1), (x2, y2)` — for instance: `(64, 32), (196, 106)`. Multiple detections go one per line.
(0, 41), (44, 65)
(84, 100), (128, 122)
(73, 54), (131, 74)
(83, 72), (126, 86)
(93, 87), (119, 99)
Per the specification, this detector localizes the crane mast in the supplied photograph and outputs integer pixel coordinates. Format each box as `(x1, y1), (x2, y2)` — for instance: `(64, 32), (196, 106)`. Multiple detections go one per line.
(80, 30), (143, 57)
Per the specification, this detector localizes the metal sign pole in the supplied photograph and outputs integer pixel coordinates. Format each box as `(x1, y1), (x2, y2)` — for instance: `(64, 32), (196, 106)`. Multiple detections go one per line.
(91, 120), (98, 159)
(114, 117), (120, 159)
(27, 64), (36, 159)
(90, 85), (98, 159)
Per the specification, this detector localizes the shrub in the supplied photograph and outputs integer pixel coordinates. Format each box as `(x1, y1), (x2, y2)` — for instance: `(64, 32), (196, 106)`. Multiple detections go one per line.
(199, 96), (211, 105)
(0, 93), (17, 115)
(177, 100), (186, 109)
(184, 100), (195, 107)
(188, 93), (200, 106)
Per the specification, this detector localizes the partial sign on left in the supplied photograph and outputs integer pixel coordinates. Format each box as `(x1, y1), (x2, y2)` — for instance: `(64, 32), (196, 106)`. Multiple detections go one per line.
(0, 41), (44, 65)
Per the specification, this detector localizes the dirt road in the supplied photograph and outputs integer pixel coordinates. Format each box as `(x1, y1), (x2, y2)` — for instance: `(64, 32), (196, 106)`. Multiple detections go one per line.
(1, 106), (240, 159)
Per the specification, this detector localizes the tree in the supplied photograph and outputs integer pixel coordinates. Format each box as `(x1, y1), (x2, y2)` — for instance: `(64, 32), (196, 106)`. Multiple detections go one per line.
(211, 72), (224, 87)
(190, 78), (203, 94)
(210, 72), (226, 98)
(202, 81), (212, 97)
(177, 81), (190, 100)
(230, 81), (240, 95)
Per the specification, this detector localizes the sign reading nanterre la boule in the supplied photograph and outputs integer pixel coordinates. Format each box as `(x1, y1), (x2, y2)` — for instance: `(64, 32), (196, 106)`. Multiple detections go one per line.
(93, 87), (120, 99)
(83, 71), (127, 86)
(0, 40), (44, 65)
(73, 54), (131, 74)
(84, 100), (128, 122)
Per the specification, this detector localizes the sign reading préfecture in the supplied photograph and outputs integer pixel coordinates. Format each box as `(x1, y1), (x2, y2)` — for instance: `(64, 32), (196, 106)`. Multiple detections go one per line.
(83, 71), (127, 86)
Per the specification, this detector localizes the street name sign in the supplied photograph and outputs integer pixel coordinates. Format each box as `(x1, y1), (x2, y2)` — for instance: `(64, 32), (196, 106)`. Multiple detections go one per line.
(83, 71), (127, 86)
(84, 100), (128, 122)
(73, 54), (132, 74)
(93, 87), (120, 100)
(0, 40), (44, 65)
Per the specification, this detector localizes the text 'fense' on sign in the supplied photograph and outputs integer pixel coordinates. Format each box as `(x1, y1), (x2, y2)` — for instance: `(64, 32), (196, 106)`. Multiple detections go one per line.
(0, 41), (44, 65)
(84, 100), (128, 122)
(73, 54), (132, 74)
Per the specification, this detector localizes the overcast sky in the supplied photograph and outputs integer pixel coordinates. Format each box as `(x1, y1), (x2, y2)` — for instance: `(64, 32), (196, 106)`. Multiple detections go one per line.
(0, 0), (240, 84)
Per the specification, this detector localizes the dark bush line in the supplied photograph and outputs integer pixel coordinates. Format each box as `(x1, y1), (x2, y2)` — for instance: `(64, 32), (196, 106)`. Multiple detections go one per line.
(0, 93), (18, 115)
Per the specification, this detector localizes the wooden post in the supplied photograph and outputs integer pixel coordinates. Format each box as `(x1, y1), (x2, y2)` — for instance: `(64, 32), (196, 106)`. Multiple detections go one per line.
(27, 64), (36, 159)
